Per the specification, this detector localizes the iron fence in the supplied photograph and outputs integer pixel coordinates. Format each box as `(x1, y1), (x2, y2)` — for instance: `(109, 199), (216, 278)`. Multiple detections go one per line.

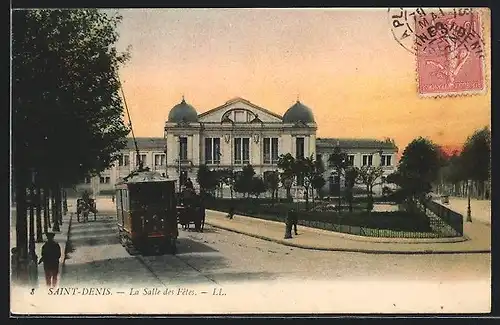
(418, 199), (463, 237)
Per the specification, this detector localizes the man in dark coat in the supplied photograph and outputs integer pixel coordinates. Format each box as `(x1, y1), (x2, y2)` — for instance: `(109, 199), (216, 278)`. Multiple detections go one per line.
(185, 178), (194, 190)
(38, 232), (61, 287)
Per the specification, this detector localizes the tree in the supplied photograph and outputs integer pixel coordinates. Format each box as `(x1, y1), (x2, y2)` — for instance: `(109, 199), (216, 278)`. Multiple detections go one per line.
(327, 146), (350, 212)
(196, 164), (218, 196)
(264, 171), (280, 203)
(344, 167), (359, 212)
(311, 158), (326, 201)
(13, 9), (130, 265)
(250, 177), (267, 199)
(388, 137), (442, 209)
(294, 155), (317, 211)
(460, 127), (491, 198)
(356, 166), (385, 212)
(234, 165), (256, 198)
(277, 153), (296, 199)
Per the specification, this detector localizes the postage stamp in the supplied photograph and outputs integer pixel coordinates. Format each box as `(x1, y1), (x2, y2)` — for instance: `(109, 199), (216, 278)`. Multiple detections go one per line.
(389, 8), (487, 97)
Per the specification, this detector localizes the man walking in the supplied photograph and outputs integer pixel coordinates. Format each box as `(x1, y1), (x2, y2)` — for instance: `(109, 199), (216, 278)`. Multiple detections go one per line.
(38, 232), (61, 287)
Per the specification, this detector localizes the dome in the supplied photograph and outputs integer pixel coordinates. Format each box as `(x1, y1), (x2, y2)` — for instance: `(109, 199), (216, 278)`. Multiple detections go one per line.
(168, 97), (198, 123)
(282, 100), (315, 123)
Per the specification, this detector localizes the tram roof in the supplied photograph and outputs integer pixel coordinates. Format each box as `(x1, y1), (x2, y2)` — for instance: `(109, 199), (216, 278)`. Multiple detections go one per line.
(116, 170), (178, 185)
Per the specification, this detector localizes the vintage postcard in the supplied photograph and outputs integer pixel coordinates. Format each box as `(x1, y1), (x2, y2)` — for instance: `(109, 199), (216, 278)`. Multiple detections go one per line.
(10, 7), (491, 315)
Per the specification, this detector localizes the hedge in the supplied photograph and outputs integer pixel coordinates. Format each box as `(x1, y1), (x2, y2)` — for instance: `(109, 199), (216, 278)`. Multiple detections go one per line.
(205, 198), (431, 232)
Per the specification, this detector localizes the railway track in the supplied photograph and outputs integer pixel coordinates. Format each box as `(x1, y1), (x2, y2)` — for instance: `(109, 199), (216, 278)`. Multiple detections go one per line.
(125, 235), (219, 287)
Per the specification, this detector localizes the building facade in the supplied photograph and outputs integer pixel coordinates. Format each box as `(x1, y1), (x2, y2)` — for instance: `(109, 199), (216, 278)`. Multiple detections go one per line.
(77, 97), (397, 195)
(316, 138), (398, 195)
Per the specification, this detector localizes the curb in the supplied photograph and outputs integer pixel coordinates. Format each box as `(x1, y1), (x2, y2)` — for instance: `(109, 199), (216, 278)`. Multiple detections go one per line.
(59, 212), (73, 283)
(205, 222), (491, 255)
(205, 209), (468, 244)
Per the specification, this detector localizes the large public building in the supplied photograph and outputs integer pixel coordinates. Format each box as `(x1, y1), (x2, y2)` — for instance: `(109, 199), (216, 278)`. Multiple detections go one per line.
(77, 97), (398, 195)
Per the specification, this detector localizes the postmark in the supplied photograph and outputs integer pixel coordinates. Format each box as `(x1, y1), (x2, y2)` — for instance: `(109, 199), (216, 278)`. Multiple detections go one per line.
(388, 8), (487, 97)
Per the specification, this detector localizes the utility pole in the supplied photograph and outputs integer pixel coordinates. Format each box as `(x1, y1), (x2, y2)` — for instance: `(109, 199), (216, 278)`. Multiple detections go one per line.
(467, 179), (472, 222)
(178, 136), (182, 193)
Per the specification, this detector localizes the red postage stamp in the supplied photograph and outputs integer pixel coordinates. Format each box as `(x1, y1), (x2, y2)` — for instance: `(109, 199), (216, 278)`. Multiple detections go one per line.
(414, 10), (486, 97)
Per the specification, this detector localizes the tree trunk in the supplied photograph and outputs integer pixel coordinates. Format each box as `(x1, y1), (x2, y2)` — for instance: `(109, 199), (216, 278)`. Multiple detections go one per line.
(43, 187), (50, 233)
(35, 184), (43, 242)
(347, 187), (353, 212)
(52, 182), (61, 232)
(28, 184), (35, 258)
(59, 188), (64, 225)
(63, 188), (68, 215)
(15, 168), (29, 263)
(304, 187), (309, 211)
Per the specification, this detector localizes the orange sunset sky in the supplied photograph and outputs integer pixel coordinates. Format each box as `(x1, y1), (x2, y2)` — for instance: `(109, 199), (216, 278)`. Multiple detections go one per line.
(114, 8), (491, 157)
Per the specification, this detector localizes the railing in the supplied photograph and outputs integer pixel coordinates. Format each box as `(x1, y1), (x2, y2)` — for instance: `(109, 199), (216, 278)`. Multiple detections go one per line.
(206, 200), (453, 239)
(297, 219), (442, 238)
(418, 199), (463, 237)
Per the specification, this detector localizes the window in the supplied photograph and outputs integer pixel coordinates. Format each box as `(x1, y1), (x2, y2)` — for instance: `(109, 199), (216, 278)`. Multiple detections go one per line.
(381, 154), (392, 166)
(179, 137), (188, 161)
(205, 137), (221, 164)
(118, 154), (130, 166)
(362, 155), (373, 166)
(100, 177), (110, 184)
(154, 154), (166, 166)
(84, 177), (91, 184)
(234, 138), (250, 164)
(296, 137), (305, 159)
(234, 110), (245, 122)
(316, 154), (322, 162)
(263, 137), (279, 164)
(347, 155), (355, 166)
(122, 155), (130, 166)
(328, 154), (335, 167)
(136, 154), (147, 166)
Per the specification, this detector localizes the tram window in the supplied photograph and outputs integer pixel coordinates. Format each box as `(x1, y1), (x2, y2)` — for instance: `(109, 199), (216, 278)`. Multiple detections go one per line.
(122, 190), (129, 211)
(120, 189), (126, 224)
(129, 183), (174, 209)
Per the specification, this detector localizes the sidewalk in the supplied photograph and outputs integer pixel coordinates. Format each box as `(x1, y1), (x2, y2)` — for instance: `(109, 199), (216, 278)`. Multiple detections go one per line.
(434, 197), (491, 225)
(205, 210), (491, 254)
(10, 205), (74, 288)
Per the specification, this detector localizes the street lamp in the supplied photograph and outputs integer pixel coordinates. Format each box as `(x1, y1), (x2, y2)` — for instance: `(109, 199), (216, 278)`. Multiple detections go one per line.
(177, 136), (182, 193)
(466, 179), (472, 222)
(216, 149), (222, 198)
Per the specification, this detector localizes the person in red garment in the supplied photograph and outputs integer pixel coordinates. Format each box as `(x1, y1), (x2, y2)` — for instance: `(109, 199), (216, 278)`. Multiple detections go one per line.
(38, 232), (61, 287)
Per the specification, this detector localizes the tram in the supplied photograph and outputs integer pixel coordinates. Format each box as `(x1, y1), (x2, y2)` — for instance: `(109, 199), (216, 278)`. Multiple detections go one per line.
(115, 170), (179, 254)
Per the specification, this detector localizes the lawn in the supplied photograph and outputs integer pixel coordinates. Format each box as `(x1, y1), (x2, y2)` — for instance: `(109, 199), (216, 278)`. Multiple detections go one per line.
(204, 198), (433, 234)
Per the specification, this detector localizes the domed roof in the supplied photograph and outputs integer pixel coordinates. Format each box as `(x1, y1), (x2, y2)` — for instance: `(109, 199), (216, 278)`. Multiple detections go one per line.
(168, 97), (198, 123)
(282, 100), (315, 123)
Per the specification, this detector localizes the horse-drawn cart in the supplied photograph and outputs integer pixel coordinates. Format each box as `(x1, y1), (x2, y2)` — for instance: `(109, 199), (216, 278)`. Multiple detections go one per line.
(177, 187), (205, 232)
(76, 197), (98, 222)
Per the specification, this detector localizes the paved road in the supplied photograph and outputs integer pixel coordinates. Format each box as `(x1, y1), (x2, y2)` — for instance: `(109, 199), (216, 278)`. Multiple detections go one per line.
(62, 211), (490, 285)
(12, 198), (491, 313)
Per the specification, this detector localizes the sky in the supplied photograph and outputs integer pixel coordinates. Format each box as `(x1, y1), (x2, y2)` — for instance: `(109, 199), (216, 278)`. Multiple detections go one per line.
(113, 8), (491, 155)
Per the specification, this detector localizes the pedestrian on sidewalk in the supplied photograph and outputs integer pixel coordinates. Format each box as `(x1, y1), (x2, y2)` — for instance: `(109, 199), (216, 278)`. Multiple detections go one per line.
(38, 232), (61, 288)
(289, 210), (298, 235)
(227, 206), (235, 220)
